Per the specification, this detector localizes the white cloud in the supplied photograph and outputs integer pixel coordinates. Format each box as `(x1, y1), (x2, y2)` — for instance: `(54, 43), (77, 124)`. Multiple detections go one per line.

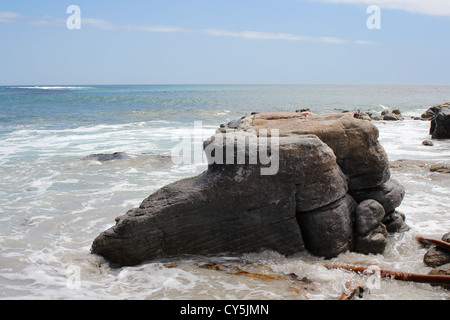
(0, 10), (373, 45)
(321, 0), (450, 16)
(125, 24), (187, 33)
(130, 25), (371, 44)
(0, 11), (22, 23)
(82, 18), (116, 30)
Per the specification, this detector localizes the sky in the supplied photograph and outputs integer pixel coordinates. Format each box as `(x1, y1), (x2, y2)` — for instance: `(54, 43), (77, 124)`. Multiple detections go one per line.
(0, 0), (449, 85)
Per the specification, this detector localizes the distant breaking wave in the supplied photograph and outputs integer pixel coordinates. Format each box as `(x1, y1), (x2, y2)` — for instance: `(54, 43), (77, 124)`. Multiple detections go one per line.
(9, 86), (92, 90)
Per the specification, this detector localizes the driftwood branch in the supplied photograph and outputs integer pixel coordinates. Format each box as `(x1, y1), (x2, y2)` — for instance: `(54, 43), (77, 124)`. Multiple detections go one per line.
(325, 264), (450, 287)
(417, 236), (450, 253)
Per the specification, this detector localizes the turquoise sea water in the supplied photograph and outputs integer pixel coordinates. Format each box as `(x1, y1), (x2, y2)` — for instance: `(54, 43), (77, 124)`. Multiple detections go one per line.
(2, 85), (450, 129)
(0, 85), (449, 299)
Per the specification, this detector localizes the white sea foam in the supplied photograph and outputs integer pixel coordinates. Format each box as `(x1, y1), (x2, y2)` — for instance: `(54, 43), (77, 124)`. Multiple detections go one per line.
(0, 114), (449, 300)
(10, 86), (91, 90)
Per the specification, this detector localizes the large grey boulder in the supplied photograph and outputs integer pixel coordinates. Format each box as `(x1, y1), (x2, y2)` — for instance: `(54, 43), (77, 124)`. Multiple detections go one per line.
(91, 112), (407, 266)
(92, 133), (349, 266)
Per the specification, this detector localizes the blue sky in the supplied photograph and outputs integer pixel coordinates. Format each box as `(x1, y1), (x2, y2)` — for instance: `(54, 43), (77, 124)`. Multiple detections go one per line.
(1, 0), (449, 85)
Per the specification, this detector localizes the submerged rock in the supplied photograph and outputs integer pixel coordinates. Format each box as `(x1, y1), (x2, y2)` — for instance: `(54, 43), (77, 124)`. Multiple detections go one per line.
(428, 263), (450, 290)
(91, 111), (406, 266)
(83, 152), (129, 162)
(429, 163), (450, 174)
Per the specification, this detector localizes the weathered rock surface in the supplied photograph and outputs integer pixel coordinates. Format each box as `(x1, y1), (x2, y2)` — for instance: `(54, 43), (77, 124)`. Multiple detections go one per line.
(423, 232), (450, 268)
(297, 195), (357, 259)
(421, 102), (450, 120)
(429, 263), (450, 290)
(382, 210), (409, 233)
(353, 200), (388, 254)
(92, 111), (406, 266)
(430, 105), (450, 139)
(354, 200), (385, 236)
(222, 112), (391, 191)
(92, 133), (346, 265)
(383, 110), (404, 121)
(355, 223), (388, 255)
(349, 179), (405, 214)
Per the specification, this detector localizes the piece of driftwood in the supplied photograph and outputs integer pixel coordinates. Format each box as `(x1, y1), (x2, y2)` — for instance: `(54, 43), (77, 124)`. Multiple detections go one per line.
(197, 263), (318, 296)
(325, 264), (450, 287)
(417, 236), (450, 253)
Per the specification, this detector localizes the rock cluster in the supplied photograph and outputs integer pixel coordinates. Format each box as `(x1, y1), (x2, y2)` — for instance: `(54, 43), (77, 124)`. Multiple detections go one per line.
(91, 112), (408, 266)
(381, 109), (404, 121)
(352, 108), (404, 121)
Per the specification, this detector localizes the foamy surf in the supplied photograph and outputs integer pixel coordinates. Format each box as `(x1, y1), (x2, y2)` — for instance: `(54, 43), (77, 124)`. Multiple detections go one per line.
(0, 85), (449, 300)
(10, 86), (92, 90)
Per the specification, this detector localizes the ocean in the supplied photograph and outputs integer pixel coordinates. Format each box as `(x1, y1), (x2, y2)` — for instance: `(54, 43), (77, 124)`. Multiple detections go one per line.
(0, 84), (449, 300)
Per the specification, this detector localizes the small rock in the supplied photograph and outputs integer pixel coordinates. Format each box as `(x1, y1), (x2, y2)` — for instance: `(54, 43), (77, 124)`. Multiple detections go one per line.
(429, 263), (450, 276)
(443, 232), (450, 242)
(355, 223), (388, 255)
(421, 108), (436, 120)
(423, 233), (450, 268)
(353, 111), (371, 121)
(354, 200), (385, 236)
(424, 248), (450, 267)
(429, 163), (450, 173)
(428, 263), (450, 289)
(227, 119), (241, 129)
(382, 210), (409, 233)
(422, 140), (434, 146)
(383, 114), (400, 121)
(350, 179), (405, 214)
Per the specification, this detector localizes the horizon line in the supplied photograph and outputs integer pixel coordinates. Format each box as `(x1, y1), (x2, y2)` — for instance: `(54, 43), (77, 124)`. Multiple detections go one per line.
(2, 83), (450, 87)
